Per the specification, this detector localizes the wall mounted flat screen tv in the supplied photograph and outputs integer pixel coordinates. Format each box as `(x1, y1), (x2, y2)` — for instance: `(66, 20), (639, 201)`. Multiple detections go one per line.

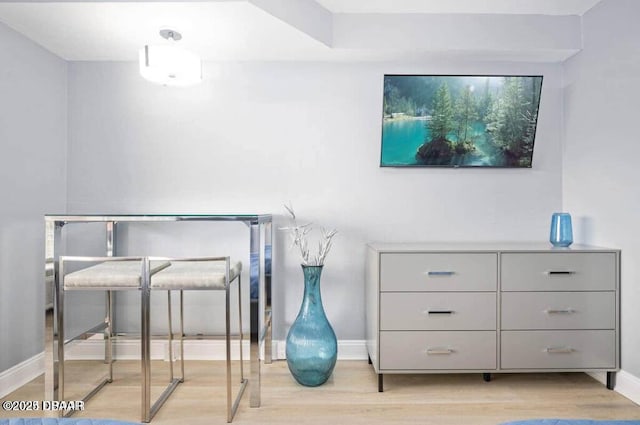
(381, 75), (543, 168)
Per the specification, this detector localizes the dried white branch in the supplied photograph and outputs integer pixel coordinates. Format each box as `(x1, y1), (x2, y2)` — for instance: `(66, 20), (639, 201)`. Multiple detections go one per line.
(282, 203), (337, 266)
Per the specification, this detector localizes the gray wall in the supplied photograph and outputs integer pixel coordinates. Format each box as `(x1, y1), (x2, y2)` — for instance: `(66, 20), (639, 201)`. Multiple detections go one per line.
(66, 60), (564, 341)
(563, 0), (640, 378)
(0, 22), (67, 372)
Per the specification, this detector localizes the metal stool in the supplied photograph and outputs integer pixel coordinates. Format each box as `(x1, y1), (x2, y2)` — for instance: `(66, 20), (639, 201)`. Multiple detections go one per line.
(58, 256), (178, 422)
(150, 257), (247, 422)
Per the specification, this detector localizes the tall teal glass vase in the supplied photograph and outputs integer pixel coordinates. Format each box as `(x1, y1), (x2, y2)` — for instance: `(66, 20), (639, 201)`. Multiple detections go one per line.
(286, 265), (337, 386)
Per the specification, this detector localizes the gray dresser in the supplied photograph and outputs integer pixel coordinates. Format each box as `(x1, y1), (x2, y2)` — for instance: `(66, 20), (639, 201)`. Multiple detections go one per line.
(365, 243), (620, 391)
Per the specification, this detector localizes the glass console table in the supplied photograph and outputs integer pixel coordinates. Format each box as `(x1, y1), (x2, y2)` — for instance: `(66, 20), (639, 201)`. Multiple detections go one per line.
(44, 214), (273, 411)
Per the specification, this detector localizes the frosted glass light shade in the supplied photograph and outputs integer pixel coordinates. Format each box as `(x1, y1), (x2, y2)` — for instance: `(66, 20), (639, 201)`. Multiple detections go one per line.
(139, 45), (202, 87)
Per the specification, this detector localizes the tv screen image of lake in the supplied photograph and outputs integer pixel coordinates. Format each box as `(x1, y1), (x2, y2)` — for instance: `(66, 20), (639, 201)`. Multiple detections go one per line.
(381, 75), (543, 167)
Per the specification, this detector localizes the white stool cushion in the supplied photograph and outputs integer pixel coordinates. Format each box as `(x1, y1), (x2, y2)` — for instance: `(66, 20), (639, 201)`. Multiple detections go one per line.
(150, 260), (242, 290)
(64, 260), (171, 289)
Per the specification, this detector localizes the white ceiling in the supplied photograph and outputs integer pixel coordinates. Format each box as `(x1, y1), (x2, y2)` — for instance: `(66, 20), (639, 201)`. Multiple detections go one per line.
(0, 2), (331, 61)
(316, 0), (603, 15)
(0, 0), (605, 62)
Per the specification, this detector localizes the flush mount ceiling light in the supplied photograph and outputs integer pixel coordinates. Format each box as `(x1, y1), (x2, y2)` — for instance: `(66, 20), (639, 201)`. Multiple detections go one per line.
(139, 29), (202, 87)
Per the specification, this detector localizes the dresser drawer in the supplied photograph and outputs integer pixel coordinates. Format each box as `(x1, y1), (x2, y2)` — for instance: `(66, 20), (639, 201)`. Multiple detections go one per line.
(501, 330), (615, 369)
(501, 292), (615, 330)
(380, 253), (497, 292)
(380, 331), (496, 370)
(501, 253), (616, 291)
(381, 292), (496, 331)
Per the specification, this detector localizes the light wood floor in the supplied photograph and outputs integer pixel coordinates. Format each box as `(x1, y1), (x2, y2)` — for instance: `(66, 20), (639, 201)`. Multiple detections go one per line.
(2, 360), (640, 424)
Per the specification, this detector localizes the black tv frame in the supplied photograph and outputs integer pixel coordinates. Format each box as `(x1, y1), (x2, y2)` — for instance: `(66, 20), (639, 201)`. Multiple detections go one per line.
(380, 74), (544, 168)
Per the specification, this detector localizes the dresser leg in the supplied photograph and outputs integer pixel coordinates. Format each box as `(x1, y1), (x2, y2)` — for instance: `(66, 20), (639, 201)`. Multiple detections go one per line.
(607, 372), (616, 390)
(368, 355), (372, 365)
(378, 374), (384, 392)
(483, 373), (491, 382)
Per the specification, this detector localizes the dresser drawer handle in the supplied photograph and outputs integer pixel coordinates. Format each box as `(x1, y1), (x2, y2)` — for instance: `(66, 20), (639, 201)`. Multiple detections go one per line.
(547, 271), (576, 275)
(426, 348), (454, 355)
(426, 271), (455, 276)
(545, 308), (575, 314)
(544, 347), (574, 354)
(426, 310), (454, 315)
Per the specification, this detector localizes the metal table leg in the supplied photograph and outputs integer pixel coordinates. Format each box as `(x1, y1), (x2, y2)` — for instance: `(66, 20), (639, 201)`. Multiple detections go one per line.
(44, 220), (62, 406)
(249, 222), (262, 407)
(264, 221), (272, 365)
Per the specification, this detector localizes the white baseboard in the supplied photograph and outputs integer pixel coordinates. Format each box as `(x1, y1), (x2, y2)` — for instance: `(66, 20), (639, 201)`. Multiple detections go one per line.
(273, 339), (367, 361)
(586, 371), (608, 385)
(64, 337), (252, 361)
(613, 370), (640, 405)
(68, 338), (368, 362)
(587, 370), (640, 405)
(0, 353), (44, 399)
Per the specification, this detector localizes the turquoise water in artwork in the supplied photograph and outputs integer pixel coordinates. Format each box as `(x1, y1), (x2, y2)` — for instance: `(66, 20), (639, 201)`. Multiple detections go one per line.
(380, 119), (427, 166)
(381, 119), (506, 167)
